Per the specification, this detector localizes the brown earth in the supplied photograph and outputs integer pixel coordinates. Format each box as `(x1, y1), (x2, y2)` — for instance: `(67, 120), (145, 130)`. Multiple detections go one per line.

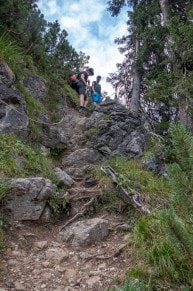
(0, 108), (134, 291)
(0, 213), (133, 291)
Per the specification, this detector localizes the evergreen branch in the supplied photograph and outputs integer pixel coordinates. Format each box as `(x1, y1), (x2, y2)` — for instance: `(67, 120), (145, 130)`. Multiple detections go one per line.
(167, 215), (193, 264)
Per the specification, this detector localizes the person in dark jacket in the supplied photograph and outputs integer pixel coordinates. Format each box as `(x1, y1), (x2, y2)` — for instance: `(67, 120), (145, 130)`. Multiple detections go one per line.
(76, 67), (94, 114)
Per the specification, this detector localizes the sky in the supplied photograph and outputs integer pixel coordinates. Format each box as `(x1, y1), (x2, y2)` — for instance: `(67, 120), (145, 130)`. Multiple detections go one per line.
(37, 0), (128, 96)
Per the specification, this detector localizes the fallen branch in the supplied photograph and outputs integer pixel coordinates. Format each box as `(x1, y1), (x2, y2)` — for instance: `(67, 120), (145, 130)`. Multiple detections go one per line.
(101, 166), (150, 214)
(84, 244), (127, 262)
(60, 197), (96, 231)
(73, 193), (102, 201)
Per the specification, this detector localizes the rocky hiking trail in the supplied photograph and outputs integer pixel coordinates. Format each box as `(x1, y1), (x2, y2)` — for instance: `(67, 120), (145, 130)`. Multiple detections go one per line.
(0, 106), (137, 291)
(0, 180), (133, 291)
(1, 213), (132, 291)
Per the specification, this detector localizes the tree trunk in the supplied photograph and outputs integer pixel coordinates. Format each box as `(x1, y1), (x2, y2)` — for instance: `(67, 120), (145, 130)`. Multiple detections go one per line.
(130, 39), (141, 116)
(159, 0), (193, 131)
(159, 0), (169, 24)
(178, 98), (193, 132)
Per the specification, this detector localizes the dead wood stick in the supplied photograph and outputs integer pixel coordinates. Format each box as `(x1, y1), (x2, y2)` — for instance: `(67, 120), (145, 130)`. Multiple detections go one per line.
(60, 197), (96, 231)
(101, 166), (150, 214)
(73, 193), (102, 201)
(85, 244), (127, 262)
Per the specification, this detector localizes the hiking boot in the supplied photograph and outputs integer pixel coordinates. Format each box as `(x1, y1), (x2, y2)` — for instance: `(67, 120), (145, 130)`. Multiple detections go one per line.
(78, 107), (86, 115)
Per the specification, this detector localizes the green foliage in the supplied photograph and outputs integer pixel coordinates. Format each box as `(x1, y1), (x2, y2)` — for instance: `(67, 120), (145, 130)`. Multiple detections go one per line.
(48, 192), (70, 221)
(95, 154), (170, 218)
(0, 178), (12, 202)
(132, 209), (192, 285)
(108, 156), (170, 204)
(0, 134), (55, 180)
(167, 123), (193, 225)
(63, 84), (80, 108)
(93, 166), (121, 213)
(0, 33), (24, 79)
(169, 123), (193, 173)
(0, 0), (89, 88)
(102, 113), (111, 121)
(45, 81), (79, 115)
(46, 85), (64, 112)
(84, 127), (99, 138)
(0, 220), (6, 252)
(117, 277), (149, 291)
(124, 124), (193, 289)
(0, 33), (21, 61)
(50, 148), (63, 160)
(17, 83), (47, 138)
(144, 71), (179, 103)
(0, 178), (12, 251)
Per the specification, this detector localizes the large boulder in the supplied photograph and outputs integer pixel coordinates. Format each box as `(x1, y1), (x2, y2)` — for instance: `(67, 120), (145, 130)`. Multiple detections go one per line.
(23, 74), (47, 103)
(0, 79), (28, 137)
(59, 218), (109, 246)
(38, 117), (68, 149)
(38, 113), (79, 150)
(3, 177), (57, 222)
(62, 148), (103, 169)
(86, 101), (146, 159)
(53, 167), (74, 187)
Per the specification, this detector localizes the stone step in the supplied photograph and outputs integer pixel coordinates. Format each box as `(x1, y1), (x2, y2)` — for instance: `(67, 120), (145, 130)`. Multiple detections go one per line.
(68, 187), (102, 199)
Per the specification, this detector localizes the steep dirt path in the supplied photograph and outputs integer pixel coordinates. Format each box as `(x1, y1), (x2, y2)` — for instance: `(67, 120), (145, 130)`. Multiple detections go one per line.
(0, 214), (132, 291)
(0, 109), (133, 291)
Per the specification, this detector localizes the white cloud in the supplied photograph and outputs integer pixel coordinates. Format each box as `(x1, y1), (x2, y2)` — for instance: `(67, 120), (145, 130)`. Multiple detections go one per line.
(38, 0), (59, 17)
(37, 0), (128, 96)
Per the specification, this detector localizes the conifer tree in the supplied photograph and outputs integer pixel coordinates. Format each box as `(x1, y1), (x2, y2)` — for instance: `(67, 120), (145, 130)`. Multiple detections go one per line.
(107, 0), (193, 132)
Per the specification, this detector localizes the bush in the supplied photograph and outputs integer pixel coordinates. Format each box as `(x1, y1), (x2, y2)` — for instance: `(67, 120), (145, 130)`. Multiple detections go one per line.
(122, 124), (193, 290)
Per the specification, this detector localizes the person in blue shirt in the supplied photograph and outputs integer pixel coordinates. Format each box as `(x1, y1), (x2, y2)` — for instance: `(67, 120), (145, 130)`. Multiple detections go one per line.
(91, 75), (103, 106)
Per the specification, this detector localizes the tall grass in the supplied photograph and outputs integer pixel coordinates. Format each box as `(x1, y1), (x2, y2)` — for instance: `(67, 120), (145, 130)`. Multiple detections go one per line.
(120, 123), (193, 290)
(0, 33), (24, 78)
(0, 134), (55, 180)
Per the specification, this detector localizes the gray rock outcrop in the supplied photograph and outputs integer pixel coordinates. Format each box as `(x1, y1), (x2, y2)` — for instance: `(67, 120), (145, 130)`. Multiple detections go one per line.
(3, 177), (57, 221)
(53, 167), (74, 187)
(38, 117), (68, 149)
(86, 101), (146, 159)
(23, 75), (47, 103)
(62, 148), (103, 169)
(59, 218), (109, 246)
(0, 79), (28, 137)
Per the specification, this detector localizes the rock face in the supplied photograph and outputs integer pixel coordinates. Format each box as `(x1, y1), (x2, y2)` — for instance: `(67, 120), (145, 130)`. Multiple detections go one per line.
(59, 218), (109, 246)
(0, 79), (28, 137)
(22, 74), (77, 150)
(86, 101), (146, 159)
(38, 118), (68, 149)
(62, 148), (103, 169)
(23, 75), (47, 103)
(142, 148), (167, 176)
(61, 102), (147, 177)
(4, 177), (57, 221)
(53, 167), (74, 187)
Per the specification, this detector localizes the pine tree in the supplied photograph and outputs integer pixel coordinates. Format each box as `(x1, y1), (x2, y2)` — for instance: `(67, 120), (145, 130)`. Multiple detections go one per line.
(129, 123), (193, 289)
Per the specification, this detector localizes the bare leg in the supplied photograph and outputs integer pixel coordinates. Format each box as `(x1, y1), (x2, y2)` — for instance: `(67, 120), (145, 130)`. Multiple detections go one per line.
(84, 99), (88, 108)
(80, 94), (85, 107)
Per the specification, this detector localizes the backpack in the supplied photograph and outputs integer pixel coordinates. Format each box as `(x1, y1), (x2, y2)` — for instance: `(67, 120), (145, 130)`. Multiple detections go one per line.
(70, 73), (79, 90)
(71, 74), (77, 82)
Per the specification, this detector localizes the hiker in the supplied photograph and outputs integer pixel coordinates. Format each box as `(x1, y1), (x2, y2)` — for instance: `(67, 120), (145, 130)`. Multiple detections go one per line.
(76, 67), (94, 114)
(91, 75), (103, 106)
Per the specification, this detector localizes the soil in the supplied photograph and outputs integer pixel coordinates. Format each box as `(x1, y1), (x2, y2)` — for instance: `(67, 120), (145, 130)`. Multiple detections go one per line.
(0, 213), (133, 291)
(0, 108), (134, 291)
